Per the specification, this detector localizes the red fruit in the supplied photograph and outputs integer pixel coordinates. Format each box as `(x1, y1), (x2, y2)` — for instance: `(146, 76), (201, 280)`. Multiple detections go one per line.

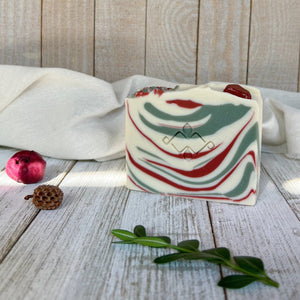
(6, 150), (46, 184)
(224, 84), (252, 99)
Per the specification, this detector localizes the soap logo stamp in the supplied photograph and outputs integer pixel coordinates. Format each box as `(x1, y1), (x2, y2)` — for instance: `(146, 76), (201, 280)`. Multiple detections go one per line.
(162, 123), (215, 159)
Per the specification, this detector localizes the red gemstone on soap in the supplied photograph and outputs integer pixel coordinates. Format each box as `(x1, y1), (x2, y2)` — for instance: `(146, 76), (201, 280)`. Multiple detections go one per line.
(135, 90), (150, 97)
(224, 84), (251, 99)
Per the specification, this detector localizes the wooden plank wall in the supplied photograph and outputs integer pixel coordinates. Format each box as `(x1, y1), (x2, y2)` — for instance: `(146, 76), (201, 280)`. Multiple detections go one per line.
(0, 0), (299, 92)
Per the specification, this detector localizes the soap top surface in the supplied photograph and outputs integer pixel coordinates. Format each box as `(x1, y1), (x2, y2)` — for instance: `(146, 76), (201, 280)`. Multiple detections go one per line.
(127, 83), (262, 108)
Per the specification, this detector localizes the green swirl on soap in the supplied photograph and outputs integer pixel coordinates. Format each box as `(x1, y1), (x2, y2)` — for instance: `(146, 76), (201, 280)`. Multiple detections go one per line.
(224, 162), (255, 197)
(127, 164), (158, 193)
(143, 123), (259, 186)
(177, 162), (255, 198)
(142, 103), (251, 137)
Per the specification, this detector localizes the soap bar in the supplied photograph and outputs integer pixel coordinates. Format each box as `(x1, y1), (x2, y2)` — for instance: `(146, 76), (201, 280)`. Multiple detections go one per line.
(125, 83), (262, 205)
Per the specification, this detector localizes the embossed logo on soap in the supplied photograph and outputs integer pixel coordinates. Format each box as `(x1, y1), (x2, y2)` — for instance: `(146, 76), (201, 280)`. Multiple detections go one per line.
(162, 123), (215, 159)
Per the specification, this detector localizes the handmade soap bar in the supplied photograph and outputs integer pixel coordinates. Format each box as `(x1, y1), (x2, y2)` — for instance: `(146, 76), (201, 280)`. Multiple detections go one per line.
(125, 83), (262, 205)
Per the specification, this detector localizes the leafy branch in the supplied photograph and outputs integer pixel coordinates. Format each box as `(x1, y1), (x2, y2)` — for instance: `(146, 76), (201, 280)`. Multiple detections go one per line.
(112, 225), (279, 289)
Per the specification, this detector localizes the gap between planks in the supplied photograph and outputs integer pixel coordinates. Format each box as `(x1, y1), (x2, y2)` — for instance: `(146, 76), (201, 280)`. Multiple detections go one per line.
(0, 159), (131, 300)
(0, 157), (77, 264)
(261, 163), (300, 222)
(104, 192), (225, 299)
(207, 165), (300, 299)
(261, 153), (300, 221)
(207, 201), (228, 300)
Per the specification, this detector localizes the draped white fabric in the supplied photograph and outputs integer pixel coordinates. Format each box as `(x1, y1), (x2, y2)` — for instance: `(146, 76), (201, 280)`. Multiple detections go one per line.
(260, 90), (300, 159)
(0, 65), (299, 160)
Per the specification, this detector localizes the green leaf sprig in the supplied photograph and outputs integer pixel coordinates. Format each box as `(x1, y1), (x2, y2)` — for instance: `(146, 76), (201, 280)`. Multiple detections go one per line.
(112, 225), (279, 289)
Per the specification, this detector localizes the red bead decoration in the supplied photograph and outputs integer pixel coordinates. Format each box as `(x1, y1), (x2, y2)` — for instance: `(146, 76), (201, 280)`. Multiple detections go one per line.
(224, 84), (252, 99)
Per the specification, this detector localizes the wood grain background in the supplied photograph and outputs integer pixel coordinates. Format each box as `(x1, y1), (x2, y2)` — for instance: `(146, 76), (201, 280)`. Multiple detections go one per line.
(0, 0), (299, 91)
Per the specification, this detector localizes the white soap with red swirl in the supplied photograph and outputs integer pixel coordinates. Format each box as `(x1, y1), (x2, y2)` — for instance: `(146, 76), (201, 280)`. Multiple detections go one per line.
(125, 83), (262, 205)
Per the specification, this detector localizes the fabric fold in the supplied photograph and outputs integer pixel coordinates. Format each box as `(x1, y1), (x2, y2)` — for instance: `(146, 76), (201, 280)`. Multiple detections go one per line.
(262, 97), (300, 159)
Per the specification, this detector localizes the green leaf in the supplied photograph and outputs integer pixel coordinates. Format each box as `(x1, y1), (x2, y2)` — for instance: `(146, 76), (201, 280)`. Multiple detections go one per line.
(172, 251), (226, 264)
(177, 240), (199, 252)
(234, 256), (265, 275)
(202, 247), (231, 262)
(111, 229), (136, 241)
(155, 236), (171, 244)
(178, 248), (231, 264)
(134, 225), (147, 237)
(112, 240), (136, 244)
(134, 236), (170, 248)
(154, 253), (187, 264)
(218, 275), (258, 289)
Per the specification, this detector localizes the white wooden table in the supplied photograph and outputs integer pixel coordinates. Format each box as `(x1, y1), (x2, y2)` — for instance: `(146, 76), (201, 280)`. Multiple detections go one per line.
(0, 147), (299, 300)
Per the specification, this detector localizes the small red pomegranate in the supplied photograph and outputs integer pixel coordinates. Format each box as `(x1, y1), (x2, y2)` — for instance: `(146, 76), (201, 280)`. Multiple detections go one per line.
(6, 150), (46, 184)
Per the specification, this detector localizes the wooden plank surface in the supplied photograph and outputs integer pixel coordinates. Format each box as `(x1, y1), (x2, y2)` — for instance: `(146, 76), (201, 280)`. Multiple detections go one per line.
(100, 193), (224, 299)
(197, 0), (251, 85)
(247, 0), (300, 91)
(42, 0), (94, 75)
(0, 159), (129, 300)
(0, 0), (41, 66)
(0, 155), (75, 263)
(298, 47), (300, 92)
(0, 153), (299, 299)
(95, 0), (146, 82)
(261, 153), (300, 219)
(0, 0), (299, 91)
(208, 167), (300, 299)
(146, 0), (199, 84)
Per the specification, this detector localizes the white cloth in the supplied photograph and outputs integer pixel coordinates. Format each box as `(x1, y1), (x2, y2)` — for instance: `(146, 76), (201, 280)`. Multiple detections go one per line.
(0, 65), (299, 160)
(260, 89), (300, 159)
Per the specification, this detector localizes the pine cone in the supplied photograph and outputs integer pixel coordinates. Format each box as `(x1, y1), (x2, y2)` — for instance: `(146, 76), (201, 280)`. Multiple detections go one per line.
(25, 185), (63, 210)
